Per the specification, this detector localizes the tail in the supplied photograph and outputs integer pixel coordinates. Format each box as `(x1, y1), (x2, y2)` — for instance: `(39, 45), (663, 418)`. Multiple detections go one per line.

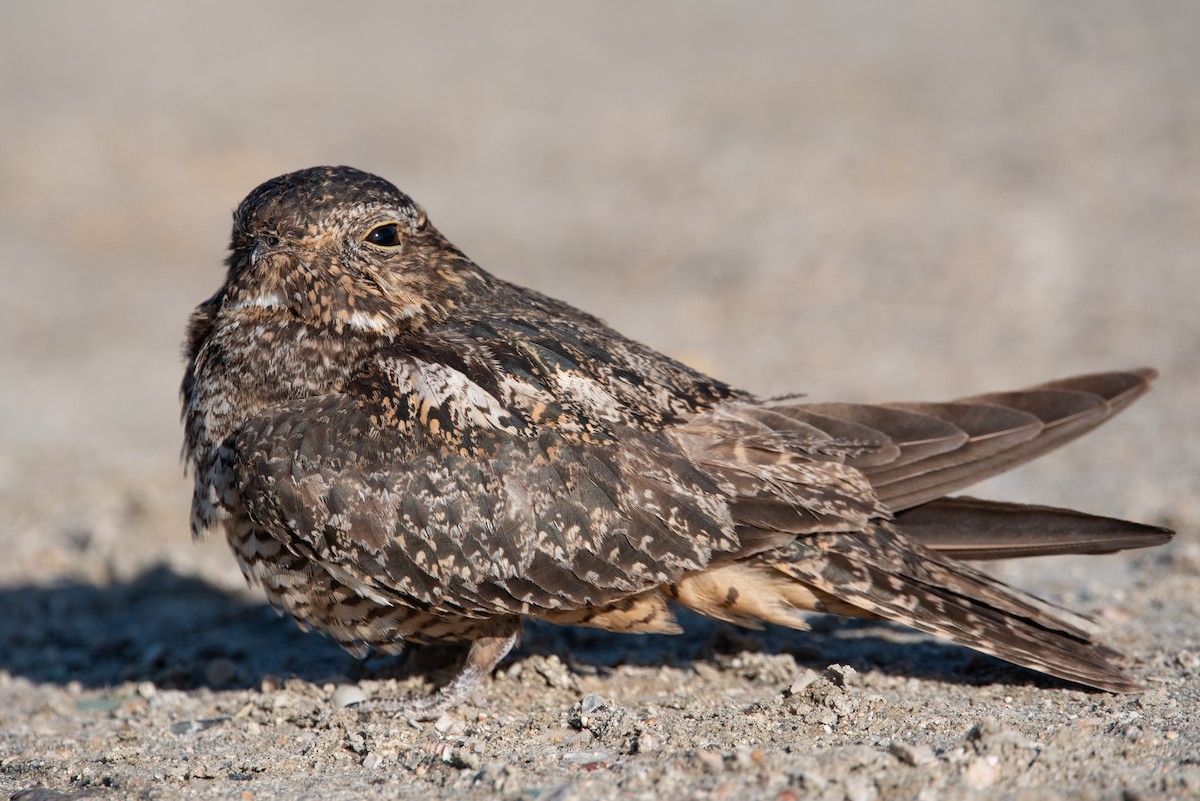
(670, 522), (1158, 692)
(669, 368), (1172, 691)
(768, 525), (1147, 692)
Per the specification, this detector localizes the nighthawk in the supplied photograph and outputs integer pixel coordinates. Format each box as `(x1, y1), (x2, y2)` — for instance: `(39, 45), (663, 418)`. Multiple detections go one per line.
(182, 165), (1172, 717)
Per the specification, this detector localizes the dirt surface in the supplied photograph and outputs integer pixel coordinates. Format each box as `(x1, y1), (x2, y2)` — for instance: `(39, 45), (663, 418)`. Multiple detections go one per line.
(2, 3), (1199, 799)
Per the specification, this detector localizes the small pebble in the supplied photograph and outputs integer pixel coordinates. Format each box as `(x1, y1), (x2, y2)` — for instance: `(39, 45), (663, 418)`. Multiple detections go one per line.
(789, 669), (820, 695)
(824, 664), (857, 687)
(635, 733), (659, 753)
(331, 685), (366, 708)
(695, 750), (724, 774)
(964, 755), (1001, 789)
(732, 747), (761, 770)
(889, 741), (937, 767)
(843, 772), (875, 801)
(579, 692), (609, 715)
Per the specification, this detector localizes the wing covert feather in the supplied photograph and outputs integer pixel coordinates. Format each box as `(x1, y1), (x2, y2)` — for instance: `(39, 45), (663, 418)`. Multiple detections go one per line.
(230, 355), (741, 620)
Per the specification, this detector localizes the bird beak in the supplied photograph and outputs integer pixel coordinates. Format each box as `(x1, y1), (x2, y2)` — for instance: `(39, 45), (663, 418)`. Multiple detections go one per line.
(250, 242), (269, 268)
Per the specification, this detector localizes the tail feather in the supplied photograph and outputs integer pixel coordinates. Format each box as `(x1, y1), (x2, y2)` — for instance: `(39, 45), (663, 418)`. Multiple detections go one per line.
(894, 496), (1174, 560)
(766, 525), (1144, 692)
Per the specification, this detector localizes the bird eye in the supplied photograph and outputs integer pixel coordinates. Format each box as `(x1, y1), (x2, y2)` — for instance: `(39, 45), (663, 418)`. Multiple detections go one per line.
(364, 223), (403, 248)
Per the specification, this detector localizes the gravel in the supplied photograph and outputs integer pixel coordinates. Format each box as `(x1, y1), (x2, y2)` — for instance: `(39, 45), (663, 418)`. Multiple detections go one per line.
(2, 3), (1198, 799)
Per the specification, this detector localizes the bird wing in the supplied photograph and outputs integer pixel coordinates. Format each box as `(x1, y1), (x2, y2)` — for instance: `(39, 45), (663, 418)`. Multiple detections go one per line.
(669, 400), (893, 552)
(675, 369), (1157, 530)
(803, 368), (1157, 510)
(227, 350), (742, 621)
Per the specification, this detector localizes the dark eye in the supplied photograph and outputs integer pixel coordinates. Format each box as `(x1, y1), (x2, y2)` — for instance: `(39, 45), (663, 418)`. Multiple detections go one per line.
(364, 223), (402, 247)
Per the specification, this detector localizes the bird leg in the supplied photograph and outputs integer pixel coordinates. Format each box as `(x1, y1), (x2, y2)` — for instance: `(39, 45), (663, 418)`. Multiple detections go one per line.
(353, 623), (520, 720)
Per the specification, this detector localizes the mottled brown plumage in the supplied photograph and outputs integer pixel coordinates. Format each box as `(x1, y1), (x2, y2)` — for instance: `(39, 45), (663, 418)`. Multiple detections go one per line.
(182, 166), (1172, 717)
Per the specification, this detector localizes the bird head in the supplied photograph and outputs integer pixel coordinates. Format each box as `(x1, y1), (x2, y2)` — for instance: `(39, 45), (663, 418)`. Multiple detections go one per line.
(220, 166), (466, 334)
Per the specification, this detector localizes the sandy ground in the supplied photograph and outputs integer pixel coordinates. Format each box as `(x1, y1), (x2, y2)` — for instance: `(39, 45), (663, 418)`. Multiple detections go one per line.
(2, 3), (1199, 799)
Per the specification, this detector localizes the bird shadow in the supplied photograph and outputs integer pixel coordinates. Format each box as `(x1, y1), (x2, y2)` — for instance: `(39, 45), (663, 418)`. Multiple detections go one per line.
(0, 564), (1068, 696)
(513, 611), (1066, 692)
(0, 566), (350, 691)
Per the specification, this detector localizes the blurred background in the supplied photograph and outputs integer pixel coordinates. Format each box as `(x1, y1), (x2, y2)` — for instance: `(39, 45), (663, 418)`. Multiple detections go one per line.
(1, 1), (1196, 592)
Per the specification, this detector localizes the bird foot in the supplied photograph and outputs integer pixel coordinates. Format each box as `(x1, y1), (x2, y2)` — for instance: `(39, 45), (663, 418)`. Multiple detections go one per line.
(352, 627), (518, 721)
(353, 664), (484, 721)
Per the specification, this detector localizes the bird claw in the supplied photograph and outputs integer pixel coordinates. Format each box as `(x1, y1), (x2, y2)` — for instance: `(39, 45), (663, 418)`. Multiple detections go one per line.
(352, 675), (477, 721)
(350, 627), (518, 721)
